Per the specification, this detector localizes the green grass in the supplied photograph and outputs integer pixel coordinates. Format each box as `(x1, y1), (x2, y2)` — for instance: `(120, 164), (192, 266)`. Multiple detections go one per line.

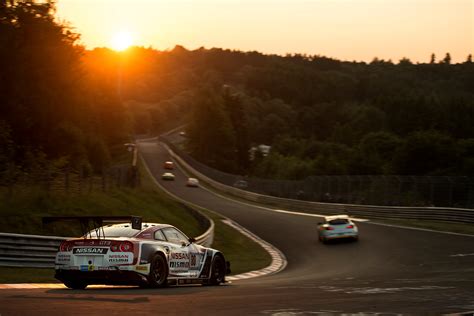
(0, 187), (203, 238)
(200, 209), (272, 275)
(0, 158), (274, 283)
(0, 161), (204, 238)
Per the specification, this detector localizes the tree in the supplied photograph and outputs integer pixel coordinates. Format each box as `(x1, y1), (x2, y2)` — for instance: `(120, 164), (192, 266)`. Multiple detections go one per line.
(441, 53), (451, 64)
(430, 53), (436, 64)
(222, 89), (250, 172)
(466, 54), (473, 63)
(398, 57), (412, 65)
(393, 131), (456, 175)
(187, 87), (237, 172)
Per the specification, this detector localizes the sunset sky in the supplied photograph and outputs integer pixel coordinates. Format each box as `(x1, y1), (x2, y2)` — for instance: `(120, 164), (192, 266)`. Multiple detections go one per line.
(55, 0), (473, 63)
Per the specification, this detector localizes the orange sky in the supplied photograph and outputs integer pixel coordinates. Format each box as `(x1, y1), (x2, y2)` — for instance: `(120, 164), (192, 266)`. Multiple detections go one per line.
(55, 0), (473, 63)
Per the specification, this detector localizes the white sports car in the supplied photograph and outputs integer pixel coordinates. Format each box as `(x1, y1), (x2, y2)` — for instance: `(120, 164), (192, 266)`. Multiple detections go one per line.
(317, 215), (359, 243)
(47, 216), (230, 289)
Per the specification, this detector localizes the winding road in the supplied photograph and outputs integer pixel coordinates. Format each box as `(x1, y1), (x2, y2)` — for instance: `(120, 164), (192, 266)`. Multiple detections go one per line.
(1, 140), (473, 315)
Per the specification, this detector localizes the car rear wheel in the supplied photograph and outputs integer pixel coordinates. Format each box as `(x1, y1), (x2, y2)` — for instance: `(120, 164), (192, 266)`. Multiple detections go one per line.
(64, 280), (87, 290)
(147, 253), (168, 288)
(209, 255), (226, 286)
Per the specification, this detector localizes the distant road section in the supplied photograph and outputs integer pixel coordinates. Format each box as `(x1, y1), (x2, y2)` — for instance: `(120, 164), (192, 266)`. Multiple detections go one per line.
(0, 139), (473, 315)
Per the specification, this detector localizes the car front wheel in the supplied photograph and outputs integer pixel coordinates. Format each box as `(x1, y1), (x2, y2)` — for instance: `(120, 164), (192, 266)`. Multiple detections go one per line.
(209, 255), (226, 286)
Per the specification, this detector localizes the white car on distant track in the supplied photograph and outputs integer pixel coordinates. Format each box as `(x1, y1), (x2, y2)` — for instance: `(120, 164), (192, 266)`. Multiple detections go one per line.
(186, 178), (199, 187)
(162, 172), (175, 181)
(317, 215), (358, 243)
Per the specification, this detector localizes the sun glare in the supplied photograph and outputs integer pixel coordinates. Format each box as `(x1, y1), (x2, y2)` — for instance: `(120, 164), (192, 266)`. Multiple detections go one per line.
(111, 31), (133, 51)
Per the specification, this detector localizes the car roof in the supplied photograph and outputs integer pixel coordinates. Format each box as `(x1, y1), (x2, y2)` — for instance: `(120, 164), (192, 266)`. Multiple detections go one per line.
(324, 215), (350, 221)
(104, 222), (172, 230)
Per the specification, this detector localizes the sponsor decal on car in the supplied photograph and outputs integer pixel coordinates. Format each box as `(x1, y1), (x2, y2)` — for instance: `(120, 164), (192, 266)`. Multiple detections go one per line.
(170, 252), (189, 260)
(56, 253), (71, 263)
(80, 265), (94, 271)
(107, 253), (133, 264)
(169, 252), (190, 270)
(135, 264), (150, 272)
(73, 247), (108, 255)
(170, 261), (189, 269)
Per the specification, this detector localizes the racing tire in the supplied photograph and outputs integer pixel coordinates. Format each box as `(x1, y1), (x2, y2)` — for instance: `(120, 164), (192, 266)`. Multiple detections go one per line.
(147, 253), (168, 288)
(208, 254), (226, 286)
(64, 280), (87, 290)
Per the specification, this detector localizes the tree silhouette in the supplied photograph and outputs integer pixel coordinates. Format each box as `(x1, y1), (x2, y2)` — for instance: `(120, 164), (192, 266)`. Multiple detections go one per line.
(441, 53), (451, 64)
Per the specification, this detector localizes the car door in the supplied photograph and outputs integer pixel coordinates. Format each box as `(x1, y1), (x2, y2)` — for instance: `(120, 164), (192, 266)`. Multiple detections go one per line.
(162, 227), (193, 278)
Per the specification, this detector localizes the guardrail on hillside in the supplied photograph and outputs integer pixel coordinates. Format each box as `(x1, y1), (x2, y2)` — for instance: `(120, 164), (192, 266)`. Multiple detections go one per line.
(160, 137), (473, 208)
(0, 220), (214, 268)
(162, 142), (474, 224)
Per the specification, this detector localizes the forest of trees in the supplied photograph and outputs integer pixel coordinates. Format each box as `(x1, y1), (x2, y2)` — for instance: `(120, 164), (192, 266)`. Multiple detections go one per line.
(1, 1), (129, 180)
(1, 1), (473, 184)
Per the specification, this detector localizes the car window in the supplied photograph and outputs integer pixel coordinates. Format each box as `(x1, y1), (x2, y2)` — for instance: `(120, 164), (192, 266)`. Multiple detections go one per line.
(154, 229), (166, 241)
(162, 227), (189, 244)
(328, 218), (349, 225)
(87, 225), (139, 238)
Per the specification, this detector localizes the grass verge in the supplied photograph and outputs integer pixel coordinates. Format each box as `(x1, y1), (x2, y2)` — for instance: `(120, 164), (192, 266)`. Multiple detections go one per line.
(198, 209), (272, 275)
(0, 157), (274, 283)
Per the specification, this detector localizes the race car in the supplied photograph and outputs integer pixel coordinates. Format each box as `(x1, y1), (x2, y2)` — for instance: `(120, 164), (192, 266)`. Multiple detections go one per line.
(163, 161), (174, 170)
(47, 216), (230, 289)
(161, 172), (175, 180)
(186, 177), (199, 187)
(317, 215), (359, 243)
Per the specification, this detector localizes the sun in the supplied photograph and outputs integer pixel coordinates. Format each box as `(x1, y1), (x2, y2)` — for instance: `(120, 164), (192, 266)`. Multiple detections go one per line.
(111, 31), (133, 51)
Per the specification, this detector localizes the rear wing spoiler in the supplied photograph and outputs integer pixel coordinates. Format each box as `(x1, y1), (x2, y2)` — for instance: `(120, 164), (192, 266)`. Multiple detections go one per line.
(42, 216), (143, 239)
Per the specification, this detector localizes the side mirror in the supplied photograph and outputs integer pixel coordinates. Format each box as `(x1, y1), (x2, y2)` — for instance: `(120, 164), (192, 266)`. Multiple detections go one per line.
(188, 237), (196, 244)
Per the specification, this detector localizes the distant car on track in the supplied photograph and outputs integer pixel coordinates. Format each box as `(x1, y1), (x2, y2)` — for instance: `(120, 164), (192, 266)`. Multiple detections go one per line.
(186, 178), (199, 187)
(163, 161), (174, 170)
(52, 218), (230, 289)
(162, 172), (175, 181)
(233, 180), (248, 189)
(317, 215), (358, 243)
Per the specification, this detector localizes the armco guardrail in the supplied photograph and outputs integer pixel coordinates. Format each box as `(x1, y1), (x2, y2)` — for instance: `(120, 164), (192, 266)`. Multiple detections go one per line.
(0, 232), (65, 268)
(0, 221), (214, 268)
(162, 142), (474, 224)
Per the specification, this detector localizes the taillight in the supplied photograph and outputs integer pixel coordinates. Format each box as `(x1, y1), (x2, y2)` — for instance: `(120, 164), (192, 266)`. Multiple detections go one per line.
(325, 226), (334, 230)
(120, 242), (133, 252)
(59, 241), (73, 252)
(111, 241), (134, 252)
(346, 225), (354, 229)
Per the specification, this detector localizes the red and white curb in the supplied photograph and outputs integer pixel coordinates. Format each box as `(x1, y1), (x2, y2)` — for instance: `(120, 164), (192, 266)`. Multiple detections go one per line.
(222, 219), (287, 281)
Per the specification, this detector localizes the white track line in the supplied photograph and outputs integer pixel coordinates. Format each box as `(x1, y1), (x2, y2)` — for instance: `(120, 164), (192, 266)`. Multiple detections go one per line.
(138, 141), (288, 281)
(222, 219), (287, 281)
(165, 142), (474, 239)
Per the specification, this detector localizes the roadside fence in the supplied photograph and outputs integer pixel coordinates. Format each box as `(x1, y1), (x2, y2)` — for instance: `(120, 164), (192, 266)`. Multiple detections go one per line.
(0, 212), (214, 268)
(160, 137), (473, 209)
(0, 164), (139, 197)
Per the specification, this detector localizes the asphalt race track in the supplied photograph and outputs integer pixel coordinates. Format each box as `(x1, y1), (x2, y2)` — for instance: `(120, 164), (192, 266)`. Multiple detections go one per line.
(1, 140), (473, 315)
